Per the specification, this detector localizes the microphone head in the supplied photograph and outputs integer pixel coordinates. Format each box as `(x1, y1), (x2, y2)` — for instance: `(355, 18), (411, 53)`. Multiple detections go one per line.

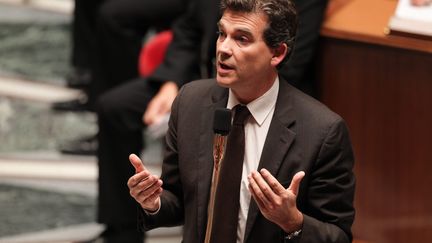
(213, 108), (232, 135)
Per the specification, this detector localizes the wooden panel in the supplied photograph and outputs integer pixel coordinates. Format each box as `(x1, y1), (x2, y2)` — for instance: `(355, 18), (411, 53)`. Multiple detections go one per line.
(317, 37), (432, 243)
(322, 0), (432, 53)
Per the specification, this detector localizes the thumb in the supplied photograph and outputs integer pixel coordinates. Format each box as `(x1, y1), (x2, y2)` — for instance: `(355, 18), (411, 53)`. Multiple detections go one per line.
(287, 171), (305, 196)
(129, 153), (145, 173)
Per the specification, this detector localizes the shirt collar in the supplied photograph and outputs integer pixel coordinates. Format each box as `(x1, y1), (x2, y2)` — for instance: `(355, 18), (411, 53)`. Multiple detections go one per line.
(227, 77), (279, 126)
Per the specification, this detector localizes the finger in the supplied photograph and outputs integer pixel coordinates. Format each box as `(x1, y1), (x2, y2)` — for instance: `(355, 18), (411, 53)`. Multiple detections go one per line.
(132, 177), (162, 201)
(128, 174), (152, 196)
(260, 169), (286, 195)
(129, 153), (145, 173)
(144, 187), (163, 204)
(248, 174), (272, 209)
(128, 170), (151, 189)
(137, 178), (162, 198)
(251, 171), (277, 203)
(135, 180), (163, 204)
(249, 183), (266, 210)
(138, 176), (162, 192)
(287, 171), (305, 196)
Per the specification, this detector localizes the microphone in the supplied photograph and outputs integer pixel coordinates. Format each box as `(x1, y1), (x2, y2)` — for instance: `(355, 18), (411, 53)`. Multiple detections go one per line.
(212, 108), (232, 172)
(205, 107), (232, 243)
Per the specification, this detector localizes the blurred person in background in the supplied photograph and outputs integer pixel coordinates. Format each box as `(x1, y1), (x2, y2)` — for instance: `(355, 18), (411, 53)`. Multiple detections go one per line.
(53, 0), (188, 157)
(63, 1), (189, 242)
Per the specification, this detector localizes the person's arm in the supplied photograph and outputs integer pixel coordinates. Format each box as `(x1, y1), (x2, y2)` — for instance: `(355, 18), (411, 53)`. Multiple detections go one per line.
(300, 118), (355, 242)
(128, 154), (163, 212)
(136, 89), (186, 230)
(143, 81), (178, 126)
(150, 0), (202, 87)
(143, 0), (202, 125)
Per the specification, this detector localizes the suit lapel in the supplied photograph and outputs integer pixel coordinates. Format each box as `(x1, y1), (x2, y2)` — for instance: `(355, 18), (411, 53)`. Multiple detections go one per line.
(196, 82), (228, 242)
(244, 79), (296, 242)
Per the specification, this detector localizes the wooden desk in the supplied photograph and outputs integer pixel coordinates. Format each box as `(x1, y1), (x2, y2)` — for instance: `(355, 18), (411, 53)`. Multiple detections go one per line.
(322, 0), (432, 52)
(318, 0), (432, 242)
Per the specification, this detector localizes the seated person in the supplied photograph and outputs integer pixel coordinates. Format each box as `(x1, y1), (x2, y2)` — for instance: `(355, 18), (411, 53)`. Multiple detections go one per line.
(54, 0), (188, 157)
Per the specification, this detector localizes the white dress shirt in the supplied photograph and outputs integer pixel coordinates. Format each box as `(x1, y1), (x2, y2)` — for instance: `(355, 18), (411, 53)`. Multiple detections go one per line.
(226, 77), (279, 243)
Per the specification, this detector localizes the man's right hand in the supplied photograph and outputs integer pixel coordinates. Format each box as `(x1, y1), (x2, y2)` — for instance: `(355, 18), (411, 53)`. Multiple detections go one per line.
(127, 153), (163, 212)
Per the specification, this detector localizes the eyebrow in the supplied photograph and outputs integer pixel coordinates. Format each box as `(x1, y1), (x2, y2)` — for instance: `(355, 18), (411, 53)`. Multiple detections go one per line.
(217, 21), (254, 37)
(217, 21), (222, 28)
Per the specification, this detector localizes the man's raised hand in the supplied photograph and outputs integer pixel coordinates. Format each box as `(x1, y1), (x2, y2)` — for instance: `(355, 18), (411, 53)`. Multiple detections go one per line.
(127, 154), (163, 212)
(248, 169), (305, 233)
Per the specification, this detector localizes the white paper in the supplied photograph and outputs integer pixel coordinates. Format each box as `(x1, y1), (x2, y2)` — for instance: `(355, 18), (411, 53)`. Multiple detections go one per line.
(395, 0), (432, 23)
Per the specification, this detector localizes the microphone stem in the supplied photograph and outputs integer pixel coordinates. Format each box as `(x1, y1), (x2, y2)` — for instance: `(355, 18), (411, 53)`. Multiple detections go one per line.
(204, 135), (227, 243)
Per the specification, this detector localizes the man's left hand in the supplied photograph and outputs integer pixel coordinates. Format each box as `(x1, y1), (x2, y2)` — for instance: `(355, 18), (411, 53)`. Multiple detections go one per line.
(248, 169), (305, 233)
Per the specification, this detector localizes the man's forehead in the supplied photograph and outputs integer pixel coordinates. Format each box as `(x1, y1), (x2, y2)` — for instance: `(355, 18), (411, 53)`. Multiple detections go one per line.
(218, 10), (268, 31)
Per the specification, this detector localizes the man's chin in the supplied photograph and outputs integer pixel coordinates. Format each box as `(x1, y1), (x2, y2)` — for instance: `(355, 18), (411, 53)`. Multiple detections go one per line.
(216, 75), (233, 88)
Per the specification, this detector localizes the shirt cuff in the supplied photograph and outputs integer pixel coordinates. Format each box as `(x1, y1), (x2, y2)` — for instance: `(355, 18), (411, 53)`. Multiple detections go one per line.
(143, 202), (161, 215)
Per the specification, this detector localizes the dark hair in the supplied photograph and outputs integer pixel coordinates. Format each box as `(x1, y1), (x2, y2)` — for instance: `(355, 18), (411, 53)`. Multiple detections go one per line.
(220, 0), (298, 67)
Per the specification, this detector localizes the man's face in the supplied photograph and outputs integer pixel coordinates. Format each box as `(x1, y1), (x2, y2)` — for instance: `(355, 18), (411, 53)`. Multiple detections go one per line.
(216, 10), (279, 100)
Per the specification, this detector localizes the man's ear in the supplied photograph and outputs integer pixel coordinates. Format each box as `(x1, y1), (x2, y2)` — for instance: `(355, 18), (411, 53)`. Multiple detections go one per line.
(271, 43), (288, 67)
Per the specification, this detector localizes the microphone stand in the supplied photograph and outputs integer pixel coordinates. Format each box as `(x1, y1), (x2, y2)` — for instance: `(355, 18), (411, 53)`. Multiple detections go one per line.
(205, 135), (227, 243)
(204, 108), (231, 243)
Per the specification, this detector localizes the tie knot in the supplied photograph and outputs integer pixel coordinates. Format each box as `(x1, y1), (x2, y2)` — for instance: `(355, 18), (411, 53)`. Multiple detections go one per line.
(233, 105), (251, 125)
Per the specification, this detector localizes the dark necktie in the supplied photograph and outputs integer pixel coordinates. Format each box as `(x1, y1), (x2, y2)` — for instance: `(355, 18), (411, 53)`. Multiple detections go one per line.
(210, 105), (251, 243)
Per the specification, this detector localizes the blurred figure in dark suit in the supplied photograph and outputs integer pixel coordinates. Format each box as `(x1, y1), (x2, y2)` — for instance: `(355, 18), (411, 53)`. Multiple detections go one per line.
(54, 0), (188, 157)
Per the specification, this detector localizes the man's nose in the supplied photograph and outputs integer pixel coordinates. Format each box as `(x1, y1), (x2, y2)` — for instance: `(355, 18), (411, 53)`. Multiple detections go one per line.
(218, 37), (233, 56)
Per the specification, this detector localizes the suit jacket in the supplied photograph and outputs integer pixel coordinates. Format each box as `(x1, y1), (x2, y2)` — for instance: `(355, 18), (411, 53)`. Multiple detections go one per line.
(142, 78), (356, 243)
(149, 0), (220, 86)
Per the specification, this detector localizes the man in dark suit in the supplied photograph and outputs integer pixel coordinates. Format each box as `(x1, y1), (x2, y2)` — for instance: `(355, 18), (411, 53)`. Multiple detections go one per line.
(97, 0), (328, 241)
(127, 0), (355, 242)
